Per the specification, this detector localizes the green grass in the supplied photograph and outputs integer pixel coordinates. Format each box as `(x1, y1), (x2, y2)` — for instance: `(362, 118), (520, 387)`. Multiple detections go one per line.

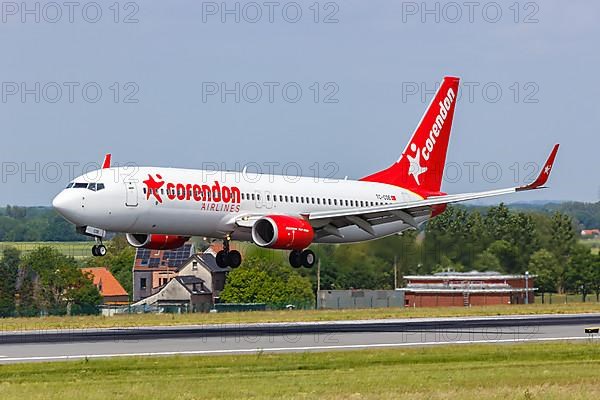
(0, 241), (91, 259)
(1, 302), (600, 332)
(580, 238), (600, 255)
(0, 342), (599, 399)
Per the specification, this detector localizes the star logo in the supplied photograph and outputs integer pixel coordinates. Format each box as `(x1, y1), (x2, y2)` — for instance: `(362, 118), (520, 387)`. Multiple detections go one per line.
(143, 174), (165, 203)
(406, 143), (428, 185)
(544, 164), (552, 175)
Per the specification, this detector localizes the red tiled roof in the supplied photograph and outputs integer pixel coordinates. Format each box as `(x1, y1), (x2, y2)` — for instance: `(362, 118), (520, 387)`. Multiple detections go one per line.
(82, 267), (128, 297)
(582, 229), (600, 235)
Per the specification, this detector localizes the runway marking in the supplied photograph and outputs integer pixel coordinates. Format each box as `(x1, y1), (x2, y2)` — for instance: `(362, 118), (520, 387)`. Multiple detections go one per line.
(0, 335), (593, 363)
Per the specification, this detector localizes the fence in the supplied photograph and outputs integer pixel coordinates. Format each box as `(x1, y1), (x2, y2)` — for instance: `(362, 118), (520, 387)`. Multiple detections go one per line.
(318, 290), (405, 310)
(536, 293), (600, 304)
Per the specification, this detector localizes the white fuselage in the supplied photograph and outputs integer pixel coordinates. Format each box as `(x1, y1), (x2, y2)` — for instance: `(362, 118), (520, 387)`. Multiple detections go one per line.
(52, 166), (427, 243)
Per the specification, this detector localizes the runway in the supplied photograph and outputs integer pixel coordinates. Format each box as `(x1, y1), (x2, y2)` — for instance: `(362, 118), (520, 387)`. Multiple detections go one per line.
(0, 313), (598, 363)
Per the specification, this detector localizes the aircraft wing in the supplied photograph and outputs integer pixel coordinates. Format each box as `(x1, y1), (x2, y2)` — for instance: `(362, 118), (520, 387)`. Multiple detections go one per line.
(307, 144), (559, 237)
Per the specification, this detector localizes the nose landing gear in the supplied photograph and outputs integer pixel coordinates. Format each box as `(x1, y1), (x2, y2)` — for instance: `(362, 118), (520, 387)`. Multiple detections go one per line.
(215, 238), (242, 269)
(91, 242), (107, 257)
(289, 249), (316, 268)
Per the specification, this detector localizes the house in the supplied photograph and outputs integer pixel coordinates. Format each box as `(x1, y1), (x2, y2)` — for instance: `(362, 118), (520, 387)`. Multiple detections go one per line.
(132, 242), (196, 302)
(398, 271), (536, 307)
(132, 242), (231, 312)
(132, 276), (213, 313)
(176, 252), (229, 302)
(581, 229), (600, 237)
(81, 267), (129, 305)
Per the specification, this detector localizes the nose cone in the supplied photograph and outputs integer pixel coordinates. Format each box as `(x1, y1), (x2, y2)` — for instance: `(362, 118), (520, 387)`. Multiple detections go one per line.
(52, 190), (80, 223)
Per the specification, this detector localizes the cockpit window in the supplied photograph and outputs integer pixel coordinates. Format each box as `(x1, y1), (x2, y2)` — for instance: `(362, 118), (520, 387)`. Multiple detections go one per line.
(87, 183), (106, 191)
(68, 182), (105, 190)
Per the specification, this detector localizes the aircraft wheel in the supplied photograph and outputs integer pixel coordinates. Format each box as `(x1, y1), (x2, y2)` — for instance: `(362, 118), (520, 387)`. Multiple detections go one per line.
(97, 245), (107, 257)
(216, 250), (229, 268)
(91, 245), (98, 257)
(228, 250), (242, 268)
(289, 250), (302, 268)
(301, 249), (316, 268)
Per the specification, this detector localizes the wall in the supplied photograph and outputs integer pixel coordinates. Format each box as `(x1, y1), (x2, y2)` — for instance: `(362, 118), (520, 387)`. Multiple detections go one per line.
(318, 290), (405, 309)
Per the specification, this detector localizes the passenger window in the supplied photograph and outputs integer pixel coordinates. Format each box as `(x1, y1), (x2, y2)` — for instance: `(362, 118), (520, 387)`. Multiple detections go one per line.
(295, 196), (299, 203)
(317, 198), (320, 205)
(251, 194), (255, 201)
(311, 198), (315, 204)
(290, 196), (294, 203)
(285, 196), (288, 202)
(267, 194), (271, 201)
(334, 199), (337, 206)
(257, 194), (261, 201)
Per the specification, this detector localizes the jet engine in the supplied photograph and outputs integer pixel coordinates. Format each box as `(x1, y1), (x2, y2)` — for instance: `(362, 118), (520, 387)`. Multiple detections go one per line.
(126, 233), (189, 250)
(251, 215), (314, 250)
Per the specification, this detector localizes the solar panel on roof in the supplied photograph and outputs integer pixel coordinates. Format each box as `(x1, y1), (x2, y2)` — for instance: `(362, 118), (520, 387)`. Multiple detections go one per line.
(134, 242), (194, 271)
(149, 257), (160, 267)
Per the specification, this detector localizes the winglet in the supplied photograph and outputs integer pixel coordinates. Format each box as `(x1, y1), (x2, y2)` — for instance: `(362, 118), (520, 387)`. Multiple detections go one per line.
(102, 153), (112, 169)
(517, 144), (559, 191)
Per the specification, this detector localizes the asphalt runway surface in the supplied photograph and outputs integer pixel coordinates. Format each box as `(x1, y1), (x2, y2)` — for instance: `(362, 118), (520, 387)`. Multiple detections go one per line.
(0, 313), (598, 364)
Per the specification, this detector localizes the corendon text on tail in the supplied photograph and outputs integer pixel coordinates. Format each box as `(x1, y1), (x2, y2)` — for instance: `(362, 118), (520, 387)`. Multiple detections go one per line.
(52, 76), (560, 270)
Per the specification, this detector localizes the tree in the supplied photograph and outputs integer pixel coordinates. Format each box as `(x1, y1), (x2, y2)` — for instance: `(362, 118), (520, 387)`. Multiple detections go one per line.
(487, 240), (517, 273)
(86, 235), (135, 298)
(528, 249), (560, 302)
(22, 246), (101, 315)
(564, 245), (596, 302)
(70, 271), (102, 315)
(590, 254), (600, 302)
(220, 256), (314, 307)
(473, 250), (502, 272)
(549, 212), (576, 261)
(16, 265), (39, 317)
(0, 247), (21, 317)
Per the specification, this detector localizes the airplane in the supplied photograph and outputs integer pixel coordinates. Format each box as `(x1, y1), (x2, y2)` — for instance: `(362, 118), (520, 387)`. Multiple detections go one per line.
(52, 76), (559, 269)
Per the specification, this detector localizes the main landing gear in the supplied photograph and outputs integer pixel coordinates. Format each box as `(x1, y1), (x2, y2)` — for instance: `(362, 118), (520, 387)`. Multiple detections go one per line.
(91, 240), (107, 257)
(289, 249), (316, 269)
(216, 238), (242, 269)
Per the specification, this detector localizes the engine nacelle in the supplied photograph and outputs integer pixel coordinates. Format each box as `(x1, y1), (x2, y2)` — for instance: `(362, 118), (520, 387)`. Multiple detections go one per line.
(251, 215), (314, 250)
(126, 233), (189, 250)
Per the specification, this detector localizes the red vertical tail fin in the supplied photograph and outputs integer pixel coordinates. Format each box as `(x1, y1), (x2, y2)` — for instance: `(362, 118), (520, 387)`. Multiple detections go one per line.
(361, 76), (460, 197)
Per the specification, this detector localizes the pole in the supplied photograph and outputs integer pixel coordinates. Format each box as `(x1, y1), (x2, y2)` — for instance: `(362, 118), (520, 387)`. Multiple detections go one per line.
(316, 259), (321, 309)
(394, 256), (398, 290)
(525, 271), (529, 305)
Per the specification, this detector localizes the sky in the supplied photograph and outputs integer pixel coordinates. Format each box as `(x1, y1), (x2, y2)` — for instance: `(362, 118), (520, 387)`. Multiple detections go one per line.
(1, 1), (598, 206)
